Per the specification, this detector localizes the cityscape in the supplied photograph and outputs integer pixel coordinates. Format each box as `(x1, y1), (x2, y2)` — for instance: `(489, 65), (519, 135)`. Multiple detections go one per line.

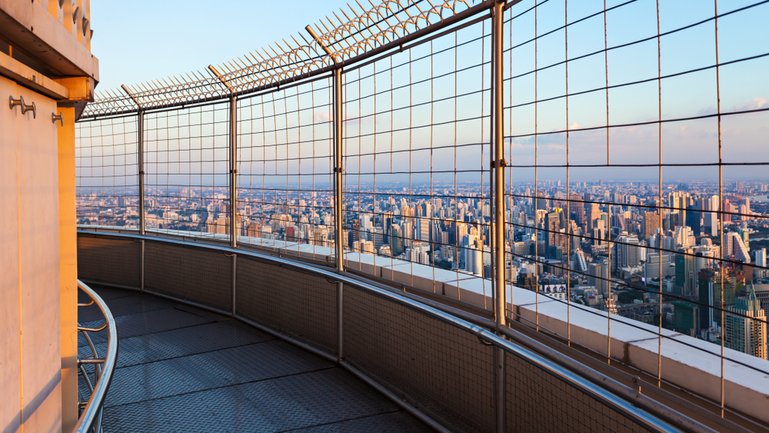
(77, 178), (769, 360)
(7, 0), (769, 430)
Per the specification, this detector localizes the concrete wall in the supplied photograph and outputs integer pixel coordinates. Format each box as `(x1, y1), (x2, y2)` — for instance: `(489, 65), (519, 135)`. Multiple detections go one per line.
(0, 75), (65, 433)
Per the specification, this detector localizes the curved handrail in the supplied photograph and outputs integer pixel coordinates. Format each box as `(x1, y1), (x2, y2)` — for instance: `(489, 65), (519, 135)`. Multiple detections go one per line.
(73, 280), (118, 433)
(77, 230), (727, 433)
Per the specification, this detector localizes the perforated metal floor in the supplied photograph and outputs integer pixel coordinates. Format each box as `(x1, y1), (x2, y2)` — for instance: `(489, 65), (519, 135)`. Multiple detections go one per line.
(88, 287), (434, 433)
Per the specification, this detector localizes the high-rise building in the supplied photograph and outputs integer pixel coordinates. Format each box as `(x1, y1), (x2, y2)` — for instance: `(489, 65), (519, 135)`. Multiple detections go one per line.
(754, 248), (767, 281)
(725, 284), (768, 360)
(644, 252), (672, 282)
(672, 300), (699, 337)
(462, 233), (483, 276)
(643, 211), (659, 241)
(589, 261), (610, 296)
(390, 225), (404, 256)
(686, 204), (702, 237)
(698, 269), (716, 333)
(725, 232), (751, 263)
(676, 249), (698, 297)
(417, 217), (430, 242)
(615, 232), (641, 270)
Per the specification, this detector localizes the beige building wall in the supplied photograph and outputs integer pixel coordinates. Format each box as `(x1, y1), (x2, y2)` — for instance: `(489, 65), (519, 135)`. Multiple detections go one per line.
(0, 74), (23, 433)
(0, 1), (97, 430)
(1, 75), (64, 432)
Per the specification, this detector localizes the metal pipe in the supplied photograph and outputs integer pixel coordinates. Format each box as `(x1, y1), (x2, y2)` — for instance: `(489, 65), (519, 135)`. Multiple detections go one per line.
(305, 25), (338, 63)
(491, 2), (507, 431)
(491, 0), (506, 331)
(337, 280), (344, 360)
(207, 65), (235, 94)
(333, 67), (345, 361)
(232, 253), (238, 315)
(229, 95), (238, 248)
(207, 64), (240, 248)
(140, 239), (145, 291)
(137, 111), (145, 235)
(333, 68), (343, 272)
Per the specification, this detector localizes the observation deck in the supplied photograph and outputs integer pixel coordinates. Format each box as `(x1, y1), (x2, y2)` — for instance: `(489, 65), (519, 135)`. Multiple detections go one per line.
(73, 0), (769, 432)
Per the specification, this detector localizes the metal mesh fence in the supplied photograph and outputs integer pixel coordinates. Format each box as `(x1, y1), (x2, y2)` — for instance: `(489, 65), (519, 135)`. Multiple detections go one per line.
(76, 115), (139, 229)
(502, 0), (769, 400)
(342, 18), (494, 304)
(75, 0), (769, 421)
(144, 102), (231, 238)
(237, 78), (336, 259)
(343, 285), (495, 433)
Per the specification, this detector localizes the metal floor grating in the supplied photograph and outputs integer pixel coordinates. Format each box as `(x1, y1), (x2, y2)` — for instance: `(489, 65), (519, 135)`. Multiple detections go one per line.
(90, 287), (434, 433)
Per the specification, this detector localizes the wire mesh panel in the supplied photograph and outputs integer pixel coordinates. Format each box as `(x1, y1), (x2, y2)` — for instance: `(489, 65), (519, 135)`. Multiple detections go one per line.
(237, 78), (335, 260)
(504, 352), (650, 433)
(77, 234), (141, 288)
(342, 19), (494, 308)
(76, 114), (140, 229)
(144, 241), (233, 312)
(235, 256), (338, 353)
(503, 0), (769, 411)
(144, 102), (231, 239)
(343, 286), (495, 433)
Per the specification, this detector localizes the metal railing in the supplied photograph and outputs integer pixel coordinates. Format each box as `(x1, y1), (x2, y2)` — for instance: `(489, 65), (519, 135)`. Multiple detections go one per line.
(74, 280), (118, 433)
(78, 230), (724, 433)
(74, 0), (769, 428)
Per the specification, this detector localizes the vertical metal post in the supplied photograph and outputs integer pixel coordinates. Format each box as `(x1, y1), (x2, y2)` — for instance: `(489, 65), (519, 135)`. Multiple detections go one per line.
(333, 72), (344, 272)
(140, 239), (145, 292)
(137, 110), (145, 235)
(232, 253), (237, 316)
(492, 0), (507, 331)
(137, 109), (146, 291)
(491, 2), (507, 433)
(229, 95), (238, 248)
(333, 67), (345, 361)
(308, 24), (346, 362)
(121, 84), (145, 236)
(207, 65), (239, 249)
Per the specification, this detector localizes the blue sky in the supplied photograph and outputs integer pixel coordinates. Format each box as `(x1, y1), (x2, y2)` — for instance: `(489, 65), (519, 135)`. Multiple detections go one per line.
(91, 0), (351, 90)
(84, 0), (769, 181)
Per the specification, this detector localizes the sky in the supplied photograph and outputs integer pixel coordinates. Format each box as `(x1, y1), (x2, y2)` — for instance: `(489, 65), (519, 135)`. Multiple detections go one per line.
(82, 0), (769, 182)
(90, 0), (351, 90)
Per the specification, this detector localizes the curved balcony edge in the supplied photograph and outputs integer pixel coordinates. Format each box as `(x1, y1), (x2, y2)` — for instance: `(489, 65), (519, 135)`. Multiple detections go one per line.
(77, 229), (746, 433)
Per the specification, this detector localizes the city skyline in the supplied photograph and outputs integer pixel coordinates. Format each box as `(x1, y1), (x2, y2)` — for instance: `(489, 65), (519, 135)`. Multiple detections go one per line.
(76, 0), (769, 385)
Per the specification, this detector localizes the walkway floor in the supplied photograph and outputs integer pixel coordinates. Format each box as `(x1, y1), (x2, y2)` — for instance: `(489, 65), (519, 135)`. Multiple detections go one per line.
(79, 287), (433, 433)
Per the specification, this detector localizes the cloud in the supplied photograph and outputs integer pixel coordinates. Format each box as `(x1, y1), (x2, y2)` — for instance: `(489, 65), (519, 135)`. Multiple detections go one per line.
(729, 96), (768, 112)
(750, 97), (767, 109)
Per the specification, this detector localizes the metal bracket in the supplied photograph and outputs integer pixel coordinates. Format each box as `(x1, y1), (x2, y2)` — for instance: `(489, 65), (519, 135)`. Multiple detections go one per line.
(52, 112), (64, 126)
(306, 25), (340, 65)
(333, 167), (345, 173)
(9, 96), (36, 118)
(120, 84), (142, 109)
(208, 65), (235, 94)
(490, 159), (507, 169)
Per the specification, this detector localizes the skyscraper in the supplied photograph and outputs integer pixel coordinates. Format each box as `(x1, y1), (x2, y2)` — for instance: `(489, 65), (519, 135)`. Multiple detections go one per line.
(725, 284), (768, 360)
(725, 232), (751, 263)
